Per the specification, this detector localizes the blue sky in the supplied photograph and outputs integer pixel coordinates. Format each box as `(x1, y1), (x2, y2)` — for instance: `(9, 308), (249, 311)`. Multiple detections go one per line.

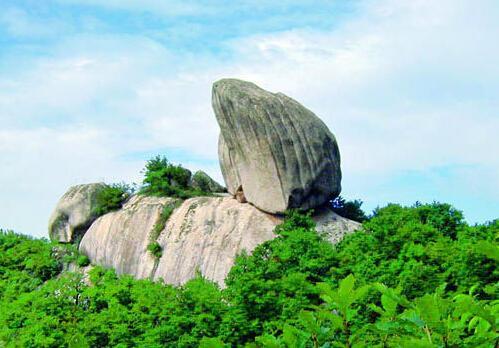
(1, 0), (498, 237)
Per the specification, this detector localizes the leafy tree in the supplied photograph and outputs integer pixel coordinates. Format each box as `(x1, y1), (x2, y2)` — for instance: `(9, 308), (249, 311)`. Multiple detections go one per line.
(330, 202), (497, 299)
(140, 156), (194, 197)
(0, 230), (61, 302)
(331, 196), (368, 222)
(256, 278), (498, 347)
(223, 210), (338, 341)
(0, 201), (497, 347)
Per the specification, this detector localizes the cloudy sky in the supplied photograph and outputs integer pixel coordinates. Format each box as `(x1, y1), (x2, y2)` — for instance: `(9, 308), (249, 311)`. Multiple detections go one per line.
(1, 0), (498, 237)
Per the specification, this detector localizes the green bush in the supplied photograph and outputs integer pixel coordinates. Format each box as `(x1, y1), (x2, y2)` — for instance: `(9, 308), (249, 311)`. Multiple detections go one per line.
(140, 155), (211, 199)
(76, 255), (90, 267)
(0, 202), (497, 347)
(223, 210), (337, 341)
(150, 200), (182, 243)
(140, 156), (191, 196)
(0, 230), (62, 302)
(330, 202), (497, 299)
(147, 242), (162, 258)
(258, 276), (498, 347)
(92, 183), (133, 216)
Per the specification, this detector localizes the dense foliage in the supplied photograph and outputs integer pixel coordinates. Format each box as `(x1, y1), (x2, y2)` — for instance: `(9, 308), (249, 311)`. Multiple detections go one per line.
(92, 183), (134, 216)
(0, 230), (61, 304)
(140, 155), (210, 198)
(0, 202), (497, 347)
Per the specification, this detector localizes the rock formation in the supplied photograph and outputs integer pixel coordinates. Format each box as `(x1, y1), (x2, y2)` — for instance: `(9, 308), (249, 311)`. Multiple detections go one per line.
(48, 78), (357, 287)
(78, 195), (360, 286)
(48, 183), (107, 243)
(213, 78), (341, 214)
(191, 170), (226, 193)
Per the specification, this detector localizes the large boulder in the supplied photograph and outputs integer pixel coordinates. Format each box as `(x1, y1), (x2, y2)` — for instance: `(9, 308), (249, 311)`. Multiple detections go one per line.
(212, 78), (342, 214)
(48, 183), (107, 243)
(191, 170), (226, 193)
(79, 195), (360, 286)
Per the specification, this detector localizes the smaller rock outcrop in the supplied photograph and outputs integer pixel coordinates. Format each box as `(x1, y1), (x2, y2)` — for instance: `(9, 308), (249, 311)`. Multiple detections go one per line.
(191, 170), (225, 193)
(213, 79), (342, 214)
(48, 183), (108, 243)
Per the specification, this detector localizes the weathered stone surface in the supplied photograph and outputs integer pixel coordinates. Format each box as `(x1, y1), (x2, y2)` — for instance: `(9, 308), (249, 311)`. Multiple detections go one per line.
(213, 79), (342, 214)
(79, 195), (360, 286)
(313, 207), (362, 244)
(191, 170), (226, 193)
(79, 195), (174, 279)
(48, 183), (107, 243)
(153, 196), (279, 286)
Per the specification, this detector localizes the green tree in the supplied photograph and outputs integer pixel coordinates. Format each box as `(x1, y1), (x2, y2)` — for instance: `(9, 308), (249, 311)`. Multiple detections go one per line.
(331, 196), (368, 222)
(223, 211), (337, 341)
(140, 156), (192, 197)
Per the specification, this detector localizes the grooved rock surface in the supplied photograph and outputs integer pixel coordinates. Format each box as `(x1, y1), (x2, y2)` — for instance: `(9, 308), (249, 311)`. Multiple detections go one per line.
(79, 195), (175, 279)
(213, 79), (342, 214)
(153, 196), (279, 286)
(48, 183), (107, 243)
(78, 195), (361, 286)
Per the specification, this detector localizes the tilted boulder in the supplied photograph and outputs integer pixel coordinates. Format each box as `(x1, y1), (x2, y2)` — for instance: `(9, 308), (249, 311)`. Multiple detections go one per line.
(212, 79), (341, 214)
(79, 195), (360, 286)
(48, 183), (107, 243)
(191, 170), (226, 193)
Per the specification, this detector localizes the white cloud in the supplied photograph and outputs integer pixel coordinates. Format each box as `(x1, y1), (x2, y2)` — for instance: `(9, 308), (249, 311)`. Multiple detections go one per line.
(0, 126), (144, 237)
(221, 0), (499, 177)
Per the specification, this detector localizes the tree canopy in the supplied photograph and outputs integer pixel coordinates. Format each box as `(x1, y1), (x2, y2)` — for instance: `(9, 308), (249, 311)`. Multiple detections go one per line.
(0, 201), (497, 347)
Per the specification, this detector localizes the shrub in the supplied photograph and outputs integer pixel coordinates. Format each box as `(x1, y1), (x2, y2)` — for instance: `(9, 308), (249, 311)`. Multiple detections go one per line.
(92, 183), (133, 216)
(257, 276), (498, 347)
(223, 210), (337, 341)
(331, 202), (497, 299)
(331, 196), (368, 222)
(0, 230), (62, 302)
(0, 202), (497, 347)
(140, 156), (191, 196)
(147, 242), (162, 258)
(76, 255), (90, 267)
(140, 155), (213, 199)
(150, 200), (182, 242)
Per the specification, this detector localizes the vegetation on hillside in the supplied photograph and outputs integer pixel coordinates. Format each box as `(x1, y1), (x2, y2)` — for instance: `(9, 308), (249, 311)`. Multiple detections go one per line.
(0, 202), (497, 347)
(139, 155), (212, 199)
(89, 155), (219, 225)
(331, 196), (368, 222)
